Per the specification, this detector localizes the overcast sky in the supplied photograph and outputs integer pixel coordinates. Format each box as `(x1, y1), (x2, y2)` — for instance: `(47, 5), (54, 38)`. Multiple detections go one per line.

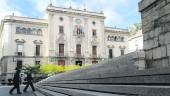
(0, 0), (141, 28)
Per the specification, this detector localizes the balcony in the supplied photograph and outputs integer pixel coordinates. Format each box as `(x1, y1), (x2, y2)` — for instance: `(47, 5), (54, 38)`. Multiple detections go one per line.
(74, 32), (85, 37)
(76, 34), (85, 37)
(90, 54), (101, 59)
(15, 52), (25, 57)
(56, 52), (68, 58)
(34, 52), (42, 57)
(74, 53), (84, 58)
(92, 54), (97, 58)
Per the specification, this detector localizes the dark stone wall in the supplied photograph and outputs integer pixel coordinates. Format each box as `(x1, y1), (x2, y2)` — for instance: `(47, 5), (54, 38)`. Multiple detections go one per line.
(139, 0), (170, 68)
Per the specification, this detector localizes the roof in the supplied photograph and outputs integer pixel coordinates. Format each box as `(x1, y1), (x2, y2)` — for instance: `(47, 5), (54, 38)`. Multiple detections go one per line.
(128, 30), (143, 40)
(0, 15), (48, 37)
(3, 15), (48, 24)
(105, 27), (129, 34)
(47, 5), (105, 19)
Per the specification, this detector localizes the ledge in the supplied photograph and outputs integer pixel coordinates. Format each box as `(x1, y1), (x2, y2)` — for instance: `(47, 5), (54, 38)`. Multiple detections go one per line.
(47, 5), (105, 19)
(139, 0), (157, 12)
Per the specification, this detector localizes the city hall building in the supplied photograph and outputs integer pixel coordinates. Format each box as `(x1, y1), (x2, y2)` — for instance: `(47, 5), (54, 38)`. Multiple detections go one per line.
(0, 5), (129, 80)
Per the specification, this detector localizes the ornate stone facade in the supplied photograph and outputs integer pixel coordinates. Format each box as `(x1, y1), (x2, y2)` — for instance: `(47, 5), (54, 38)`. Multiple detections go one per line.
(0, 5), (129, 81)
(16, 27), (43, 36)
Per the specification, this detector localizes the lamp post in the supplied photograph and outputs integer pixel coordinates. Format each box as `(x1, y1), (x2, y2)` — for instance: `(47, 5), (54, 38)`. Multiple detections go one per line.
(135, 40), (138, 51)
(13, 57), (17, 62)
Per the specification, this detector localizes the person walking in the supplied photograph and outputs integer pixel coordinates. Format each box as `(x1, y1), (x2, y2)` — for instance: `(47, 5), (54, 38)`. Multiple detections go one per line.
(23, 73), (35, 92)
(9, 68), (22, 94)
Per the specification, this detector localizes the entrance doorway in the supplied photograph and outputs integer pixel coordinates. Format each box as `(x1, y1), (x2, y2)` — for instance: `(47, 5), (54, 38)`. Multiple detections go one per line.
(17, 60), (22, 69)
(76, 61), (82, 66)
(58, 60), (65, 66)
(92, 61), (98, 64)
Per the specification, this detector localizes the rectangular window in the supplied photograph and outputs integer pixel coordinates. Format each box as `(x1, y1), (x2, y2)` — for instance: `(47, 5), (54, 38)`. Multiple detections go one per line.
(76, 44), (81, 55)
(92, 46), (97, 56)
(17, 44), (23, 56)
(17, 44), (23, 52)
(121, 37), (124, 42)
(59, 44), (64, 56)
(36, 45), (40, 56)
(16, 27), (20, 34)
(121, 49), (125, 56)
(59, 26), (64, 34)
(92, 29), (96, 36)
(109, 49), (113, 58)
(50, 58), (55, 62)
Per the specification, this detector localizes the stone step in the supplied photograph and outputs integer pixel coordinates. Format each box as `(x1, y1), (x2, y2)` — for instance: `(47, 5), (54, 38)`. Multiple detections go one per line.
(38, 65), (170, 85)
(34, 91), (46, 96)
(43, 73), (170, 84)
(40, 83), (170, 96)
(37, 85), (126, 96)
(36, 86), (69, 96)
(38, 52), (138, 84)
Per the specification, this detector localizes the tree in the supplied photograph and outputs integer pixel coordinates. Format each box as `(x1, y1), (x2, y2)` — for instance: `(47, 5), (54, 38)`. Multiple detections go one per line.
(129, 23), (142, 35)
(23, 64), (40, 74)
(40, 64), (91, 76)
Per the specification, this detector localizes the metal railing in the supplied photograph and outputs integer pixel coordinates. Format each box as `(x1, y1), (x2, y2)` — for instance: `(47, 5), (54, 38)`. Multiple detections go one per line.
(14, 52), (25, 57)
(55, 52), (69, 57)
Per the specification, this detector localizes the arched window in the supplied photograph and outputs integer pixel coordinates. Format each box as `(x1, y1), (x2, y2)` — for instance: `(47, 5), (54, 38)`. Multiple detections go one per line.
(114, 36), (117, 41)
(121, 37), (124, 42)
(111, 36), (114, 41)
(107, 35), (110, 41)
(118, 36), (121, 41)
(16, 27), (20, 34)
(59, 17), (63, 21)
(27, 28), (32, 35)
(22, 28), (26, 34)
(37, 29), (42, 35)
(92, 21), (96, 26)
(32, 28), (37, 35)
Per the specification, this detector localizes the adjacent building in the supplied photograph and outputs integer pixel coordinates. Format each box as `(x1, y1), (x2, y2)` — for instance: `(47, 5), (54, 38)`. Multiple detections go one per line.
(105, 27), (129, 57)
(0, 5), (129, 81)
(128, 23), (143, 52)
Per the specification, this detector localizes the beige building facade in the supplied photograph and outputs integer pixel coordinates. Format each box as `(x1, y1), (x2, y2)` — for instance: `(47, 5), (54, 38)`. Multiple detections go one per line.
(0, 5), (129, 81)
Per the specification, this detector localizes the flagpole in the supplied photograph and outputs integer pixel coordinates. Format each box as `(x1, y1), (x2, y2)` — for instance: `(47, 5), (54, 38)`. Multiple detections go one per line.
(69, 0), (72, 8)
(83, 0), (86, 10)
(49, 0), (52, 6)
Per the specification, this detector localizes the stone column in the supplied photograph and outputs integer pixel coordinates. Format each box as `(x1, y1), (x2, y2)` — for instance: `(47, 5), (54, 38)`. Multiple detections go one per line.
(139, 0), (170, 68)
(133, 50), (146, 70)
(84, 18), (88, 58)
(48, 13), (55, 56)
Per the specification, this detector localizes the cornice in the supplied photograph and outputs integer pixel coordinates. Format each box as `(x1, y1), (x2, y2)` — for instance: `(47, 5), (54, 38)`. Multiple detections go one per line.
(105, 30), (129, 35)
(139, 0), (157, 12)
(47, 6), (105, 19)
(3, 19), (48, 26)
(105, 27), (129, 35)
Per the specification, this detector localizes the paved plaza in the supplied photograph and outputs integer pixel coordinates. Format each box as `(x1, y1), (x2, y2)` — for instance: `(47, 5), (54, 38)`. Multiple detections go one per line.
(0, 85), (35, 96)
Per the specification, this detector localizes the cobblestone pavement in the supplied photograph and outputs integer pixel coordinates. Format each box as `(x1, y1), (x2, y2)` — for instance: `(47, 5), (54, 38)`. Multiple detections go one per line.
(0, 85), (35, 96)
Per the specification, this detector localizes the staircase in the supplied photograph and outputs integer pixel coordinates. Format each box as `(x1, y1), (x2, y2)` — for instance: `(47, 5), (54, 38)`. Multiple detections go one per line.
(34, 52), (170, 96)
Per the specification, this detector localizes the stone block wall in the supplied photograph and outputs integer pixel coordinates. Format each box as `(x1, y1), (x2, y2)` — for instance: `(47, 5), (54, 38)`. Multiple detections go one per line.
(139, 0), (170, 68)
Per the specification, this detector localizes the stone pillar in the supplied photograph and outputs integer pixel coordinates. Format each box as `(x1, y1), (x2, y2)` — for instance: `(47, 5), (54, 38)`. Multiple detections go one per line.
(139, 0), (170, 68)
(133, 51), (146, 70)
(48, 13), (55, 56)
